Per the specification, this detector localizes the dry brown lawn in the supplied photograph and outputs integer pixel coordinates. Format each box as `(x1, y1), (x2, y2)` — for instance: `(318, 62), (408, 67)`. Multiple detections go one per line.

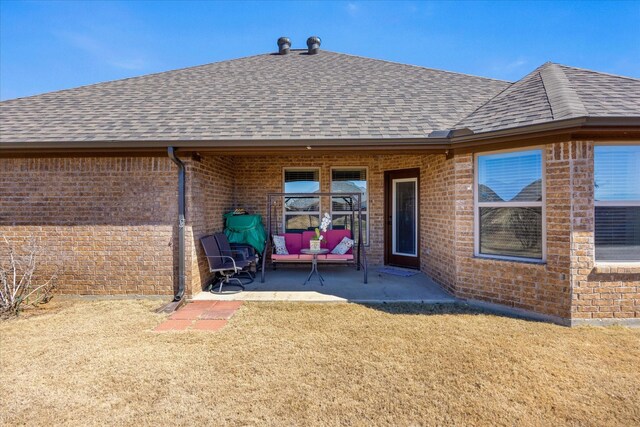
(1, 300), (639, 426)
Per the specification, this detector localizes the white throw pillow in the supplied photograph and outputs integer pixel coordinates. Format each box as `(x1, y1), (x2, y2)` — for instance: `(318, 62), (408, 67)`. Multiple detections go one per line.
(331, 236), (354, 255)
(273, 235), (289, 255)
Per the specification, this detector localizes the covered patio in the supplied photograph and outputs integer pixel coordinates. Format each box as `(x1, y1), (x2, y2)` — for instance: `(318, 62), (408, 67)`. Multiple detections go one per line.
(191, 157), (452, 304)
(193, 265), (456, 303)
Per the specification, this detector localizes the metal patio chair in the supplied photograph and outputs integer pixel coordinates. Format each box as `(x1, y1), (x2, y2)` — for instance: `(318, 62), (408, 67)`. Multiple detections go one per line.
(200, 234), (253, 293)
(213, 232), (256, 283)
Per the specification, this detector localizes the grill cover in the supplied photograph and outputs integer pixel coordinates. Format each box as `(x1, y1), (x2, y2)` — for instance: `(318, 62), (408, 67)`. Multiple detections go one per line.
(224, 213), (267, 254)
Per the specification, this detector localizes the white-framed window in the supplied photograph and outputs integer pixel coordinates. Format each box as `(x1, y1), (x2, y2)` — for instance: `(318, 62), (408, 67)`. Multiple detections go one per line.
(594, 144), (640, 262)
(330, 167), (368, 244)
(283, 168), (321, 233)
(474, 148), (546, 262)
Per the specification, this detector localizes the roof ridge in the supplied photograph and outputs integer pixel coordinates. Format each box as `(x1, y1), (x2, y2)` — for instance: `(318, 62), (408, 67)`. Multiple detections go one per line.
(539, 63), (588, 119)
(536, 70), (556, 122)
(453, 62), (561, 129)
(2, 49), (510, 103)
(323, 50), (512, 84)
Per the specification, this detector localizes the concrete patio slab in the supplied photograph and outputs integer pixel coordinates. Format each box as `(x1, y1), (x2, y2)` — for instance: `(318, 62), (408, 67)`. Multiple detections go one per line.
(193, 265), (457, 303)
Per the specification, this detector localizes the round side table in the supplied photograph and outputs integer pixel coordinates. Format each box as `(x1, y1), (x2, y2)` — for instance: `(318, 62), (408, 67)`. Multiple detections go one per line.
(300, 248), (330, 285)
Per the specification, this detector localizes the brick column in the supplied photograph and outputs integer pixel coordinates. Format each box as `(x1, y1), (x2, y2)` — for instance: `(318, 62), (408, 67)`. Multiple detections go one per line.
(570, 141), (640, 323)
(453, 153), (475, 294)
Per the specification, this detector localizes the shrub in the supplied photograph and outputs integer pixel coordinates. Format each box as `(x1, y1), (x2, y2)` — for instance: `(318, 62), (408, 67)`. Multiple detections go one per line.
(0, 237), (58, 317)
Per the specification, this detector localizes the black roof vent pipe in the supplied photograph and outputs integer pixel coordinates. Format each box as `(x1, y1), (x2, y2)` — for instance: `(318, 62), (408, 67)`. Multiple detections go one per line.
(306, 36), (321, 54)
(277, 37), (291, 55)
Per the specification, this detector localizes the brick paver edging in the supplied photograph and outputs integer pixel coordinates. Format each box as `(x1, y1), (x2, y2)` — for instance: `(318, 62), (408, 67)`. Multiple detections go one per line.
(153, 301), (243, 332)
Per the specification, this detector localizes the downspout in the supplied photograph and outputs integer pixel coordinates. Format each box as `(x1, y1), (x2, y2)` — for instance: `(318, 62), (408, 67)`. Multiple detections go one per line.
(168, 147), (186, 302)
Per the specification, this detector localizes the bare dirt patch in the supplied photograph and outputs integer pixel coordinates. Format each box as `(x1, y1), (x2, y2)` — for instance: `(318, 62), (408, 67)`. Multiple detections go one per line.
(1, 300), (638, 426)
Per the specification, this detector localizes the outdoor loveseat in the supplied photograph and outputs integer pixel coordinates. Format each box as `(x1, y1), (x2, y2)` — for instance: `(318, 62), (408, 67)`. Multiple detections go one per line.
(261, 192), (368, 284)
(270, 229), (355, 268)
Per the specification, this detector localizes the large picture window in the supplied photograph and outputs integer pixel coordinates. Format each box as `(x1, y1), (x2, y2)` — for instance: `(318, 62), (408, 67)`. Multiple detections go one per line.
(594, 145), (640, 262)
(283, 169), (320, 233)
(331, 168), (368, 244)
(475, 149), (545, 261)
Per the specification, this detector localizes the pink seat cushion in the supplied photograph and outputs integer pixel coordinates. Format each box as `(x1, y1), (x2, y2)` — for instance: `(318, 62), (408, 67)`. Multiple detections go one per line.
(300, 230), (354, 253)
(282, 233), (302, 255)
(325, 254), (354, 260)
(298, 254), (314, 260)
(271, 254), (299, 261)
(325, 230), (353, 254)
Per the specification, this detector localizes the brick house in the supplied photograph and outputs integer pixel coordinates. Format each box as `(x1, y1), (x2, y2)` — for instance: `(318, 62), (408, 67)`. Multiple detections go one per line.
(1, 38), (639, 326)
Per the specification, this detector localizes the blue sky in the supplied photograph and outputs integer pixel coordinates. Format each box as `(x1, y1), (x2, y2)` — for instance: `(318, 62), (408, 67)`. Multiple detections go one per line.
(1, 0), (639, 100)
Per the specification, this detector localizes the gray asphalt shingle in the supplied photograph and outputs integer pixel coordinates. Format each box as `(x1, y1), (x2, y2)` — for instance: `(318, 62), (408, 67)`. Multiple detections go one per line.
(1, 53), (638, 145)
(560, 65), (640, 117)
(457, 62), (640, 133)
(0, 50), (508, 144)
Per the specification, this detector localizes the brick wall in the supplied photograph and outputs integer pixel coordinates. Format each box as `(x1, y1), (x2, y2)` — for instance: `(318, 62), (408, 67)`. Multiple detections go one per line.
(420, 154), (456, 292)
(0, 157), (177, 295)
(447, 141), (638, 322)
(228, 153), (456, 293)
(184, 156), (235, 294)
(231, 154), (426, 266)
(188, 148), (639, 323)
(0, 153), (460, 298)
(569, 141), (640, 321)
(1, 145), (636, 322)
(451, 147), (573, 319)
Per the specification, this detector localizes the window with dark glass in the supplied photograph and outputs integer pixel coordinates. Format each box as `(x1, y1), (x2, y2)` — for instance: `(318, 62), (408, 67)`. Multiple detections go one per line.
(475, 149), (544, 260)
(594, 145), (640, 262)
(331, 168), (368, 244)
(283, 169), (320, 233)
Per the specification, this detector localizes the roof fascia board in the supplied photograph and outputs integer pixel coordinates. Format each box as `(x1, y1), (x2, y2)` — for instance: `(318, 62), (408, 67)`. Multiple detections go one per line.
(452, 117), (586, 144)
(0, 138), (449, 154)
(451, 116), (640, 146)
(1, 116), (639, 156)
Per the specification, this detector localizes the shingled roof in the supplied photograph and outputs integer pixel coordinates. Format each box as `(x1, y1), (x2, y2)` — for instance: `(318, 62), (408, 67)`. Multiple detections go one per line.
(1, 52), (639, 147)
(457, 62), (640, 133)
(0, 50), (508, 144)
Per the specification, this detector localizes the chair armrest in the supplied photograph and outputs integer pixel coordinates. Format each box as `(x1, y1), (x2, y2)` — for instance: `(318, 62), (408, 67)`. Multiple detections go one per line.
(204, 255), (238, 271)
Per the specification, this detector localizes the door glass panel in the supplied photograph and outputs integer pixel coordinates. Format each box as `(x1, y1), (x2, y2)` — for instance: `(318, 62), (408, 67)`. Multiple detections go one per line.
(394, 180), (417, 256)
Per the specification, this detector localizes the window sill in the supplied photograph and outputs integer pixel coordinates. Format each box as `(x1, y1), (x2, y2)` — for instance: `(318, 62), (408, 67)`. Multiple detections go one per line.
(473, 254), (546, 266)
(593, 263), (640, 274)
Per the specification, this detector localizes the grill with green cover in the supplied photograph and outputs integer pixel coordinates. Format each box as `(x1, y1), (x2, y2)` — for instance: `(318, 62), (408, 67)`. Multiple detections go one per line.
(224, 212), (267, 254)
